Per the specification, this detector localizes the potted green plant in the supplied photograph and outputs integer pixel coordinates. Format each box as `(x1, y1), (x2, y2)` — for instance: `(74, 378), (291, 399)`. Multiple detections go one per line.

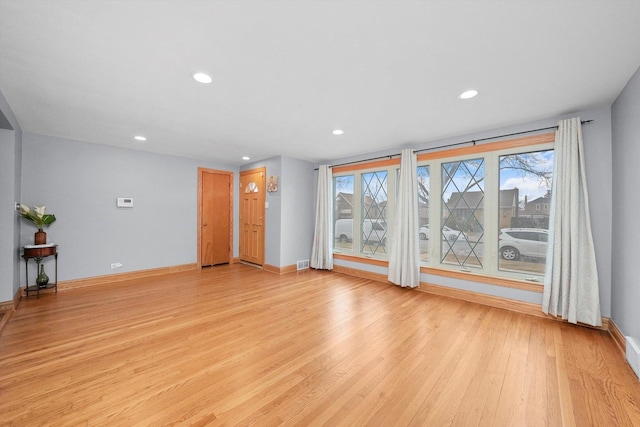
(19, 204), (56, 245)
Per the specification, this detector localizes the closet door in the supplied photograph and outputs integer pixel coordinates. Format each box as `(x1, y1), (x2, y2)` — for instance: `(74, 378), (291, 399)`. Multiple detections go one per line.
(200, 169), (232, 266)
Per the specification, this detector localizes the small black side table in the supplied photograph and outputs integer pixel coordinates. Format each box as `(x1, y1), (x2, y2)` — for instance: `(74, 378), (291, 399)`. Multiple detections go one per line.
(22, 244), (58, 298)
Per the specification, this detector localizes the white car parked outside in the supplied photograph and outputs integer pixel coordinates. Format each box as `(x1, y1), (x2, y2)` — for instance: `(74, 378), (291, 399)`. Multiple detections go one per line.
(419, 225), (467, 242)
(499, 228), (548, 260)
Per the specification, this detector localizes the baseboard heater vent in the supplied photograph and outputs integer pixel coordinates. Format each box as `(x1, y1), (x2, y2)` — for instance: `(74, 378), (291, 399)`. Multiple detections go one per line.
(297, 259), (309, 270)
(625, 336), (640, 380)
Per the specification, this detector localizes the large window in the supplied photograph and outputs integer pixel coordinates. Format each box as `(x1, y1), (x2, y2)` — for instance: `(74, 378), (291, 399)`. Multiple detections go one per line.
(334, 175), (355, 252)
(441, 158), (485, 269)
(361, 171), (388, 255)
(417, 165), (430, 262)
(498, 149), (553, 277)
(333, 164), (396, 259)
(333, 133), (555, 282)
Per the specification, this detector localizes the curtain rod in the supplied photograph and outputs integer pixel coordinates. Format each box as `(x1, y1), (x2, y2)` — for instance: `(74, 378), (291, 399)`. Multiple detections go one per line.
(319, 119), (593, 170)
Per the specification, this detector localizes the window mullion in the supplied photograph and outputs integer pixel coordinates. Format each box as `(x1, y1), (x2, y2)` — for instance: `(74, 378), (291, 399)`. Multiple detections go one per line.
(353, 173), (362, 253)
(483, 153), (499, 275)
(430, 160), (442, 264)
(386, 166), (396, 238)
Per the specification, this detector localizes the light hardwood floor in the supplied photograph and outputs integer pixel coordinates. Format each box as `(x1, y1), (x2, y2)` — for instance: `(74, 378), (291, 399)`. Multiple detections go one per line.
(1, 264), (639, 426)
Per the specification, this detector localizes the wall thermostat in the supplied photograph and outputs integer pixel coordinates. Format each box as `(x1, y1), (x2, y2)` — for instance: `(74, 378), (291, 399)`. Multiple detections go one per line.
(116, 197), (134, 208)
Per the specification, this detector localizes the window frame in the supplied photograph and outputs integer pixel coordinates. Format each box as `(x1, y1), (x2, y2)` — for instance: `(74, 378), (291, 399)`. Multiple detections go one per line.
(332, 132), (555, 286)
(332, 159), (398, 260)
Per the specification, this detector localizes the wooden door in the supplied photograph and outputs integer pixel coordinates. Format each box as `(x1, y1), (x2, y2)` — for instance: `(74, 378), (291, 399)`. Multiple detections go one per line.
(239, 167), (265, 266)
(199, 168), (233, 267)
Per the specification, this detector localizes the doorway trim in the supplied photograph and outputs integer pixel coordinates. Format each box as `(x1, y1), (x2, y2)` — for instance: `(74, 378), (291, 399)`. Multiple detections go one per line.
(197, 167), (234, 268)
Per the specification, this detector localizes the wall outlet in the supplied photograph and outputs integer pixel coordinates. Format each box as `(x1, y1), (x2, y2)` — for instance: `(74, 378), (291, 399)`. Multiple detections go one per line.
(110, 262), (123, 269)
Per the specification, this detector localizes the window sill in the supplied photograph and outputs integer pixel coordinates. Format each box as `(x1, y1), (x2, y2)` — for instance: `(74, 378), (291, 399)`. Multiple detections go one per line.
(332, 253), (543, 293)
(333, 253), (389, 267)
(420, 266), (544, 293)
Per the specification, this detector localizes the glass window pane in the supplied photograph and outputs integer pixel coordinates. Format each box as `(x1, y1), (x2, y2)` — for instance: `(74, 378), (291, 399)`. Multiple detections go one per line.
(498, 149), (553, 275)
(361, 171), (388, 255)
(334, 175), (354, 252)
(417, 165), (430, 262)
(441, 158), (484, 268)
(244, 181), (259, 193)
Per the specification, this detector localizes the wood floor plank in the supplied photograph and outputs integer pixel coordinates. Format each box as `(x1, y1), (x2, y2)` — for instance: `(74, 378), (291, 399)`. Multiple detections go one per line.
(1, 264), (639, 426)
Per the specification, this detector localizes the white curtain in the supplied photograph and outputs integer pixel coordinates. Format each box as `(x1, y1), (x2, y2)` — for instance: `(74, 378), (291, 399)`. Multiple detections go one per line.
(310, 165), (333, 270)
(542, 118), (601, 326)
(388, 149), (420, 288)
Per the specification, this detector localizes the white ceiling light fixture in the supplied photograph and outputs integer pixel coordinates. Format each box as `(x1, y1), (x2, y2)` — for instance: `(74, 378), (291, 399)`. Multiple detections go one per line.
(242, 156), (250, 160)
(192, 72), (213, 84)
(459, 89), (478, 99)
(332, 129), (344, 135)
(134, 135), (147, 141)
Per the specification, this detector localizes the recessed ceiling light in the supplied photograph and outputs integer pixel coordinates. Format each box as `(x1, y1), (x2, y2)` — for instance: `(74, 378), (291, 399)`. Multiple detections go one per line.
(332, 129), (344, 135)
(242, 156), (250, 161)
(193, 72), (212, 84)
(459, 90), (478, 99)
(134, 135), (146, 141)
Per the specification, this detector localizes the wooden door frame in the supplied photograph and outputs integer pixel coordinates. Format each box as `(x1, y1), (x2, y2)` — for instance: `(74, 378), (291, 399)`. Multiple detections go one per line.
(239, 166), (266, 266)
(197, 167), (234, 268)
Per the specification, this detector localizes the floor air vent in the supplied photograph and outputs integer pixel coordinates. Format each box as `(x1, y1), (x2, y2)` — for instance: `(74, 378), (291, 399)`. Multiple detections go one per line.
(297, 259), (309, 270)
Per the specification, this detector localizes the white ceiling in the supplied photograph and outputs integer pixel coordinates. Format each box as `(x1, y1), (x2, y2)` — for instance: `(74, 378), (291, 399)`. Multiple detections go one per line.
(1, 1), (639, 166)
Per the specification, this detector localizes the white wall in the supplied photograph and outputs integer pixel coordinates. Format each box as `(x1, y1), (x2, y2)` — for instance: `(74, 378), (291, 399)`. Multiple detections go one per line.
(19, 133), (237, 283)
(280, 156), (315, 267)
(323, 107), (614, 317)
(611, 65), (640, 340)
(0, 90), (22, 303)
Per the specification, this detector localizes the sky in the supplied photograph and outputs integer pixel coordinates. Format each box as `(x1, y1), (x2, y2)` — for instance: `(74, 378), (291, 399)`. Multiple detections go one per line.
(499, 149), (553, 201)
